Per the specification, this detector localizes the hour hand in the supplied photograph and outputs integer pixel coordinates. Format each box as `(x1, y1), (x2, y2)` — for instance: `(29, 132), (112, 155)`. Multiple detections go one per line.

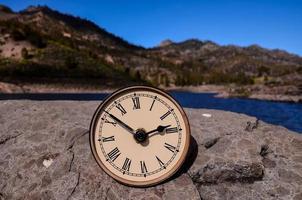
(105, 111), (135, 134)
(146, 125), (171, 135)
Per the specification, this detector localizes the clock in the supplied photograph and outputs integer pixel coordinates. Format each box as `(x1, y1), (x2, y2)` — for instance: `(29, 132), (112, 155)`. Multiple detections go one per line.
(89, 85), (190, 187)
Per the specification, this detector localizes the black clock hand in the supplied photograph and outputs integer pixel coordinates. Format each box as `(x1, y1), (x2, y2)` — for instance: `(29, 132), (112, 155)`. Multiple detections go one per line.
(146, 125), (171, 135)
(105, 111), (135, 134)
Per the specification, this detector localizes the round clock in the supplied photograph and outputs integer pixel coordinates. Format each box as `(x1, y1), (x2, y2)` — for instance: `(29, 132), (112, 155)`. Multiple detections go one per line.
(89, 85), (191, 187)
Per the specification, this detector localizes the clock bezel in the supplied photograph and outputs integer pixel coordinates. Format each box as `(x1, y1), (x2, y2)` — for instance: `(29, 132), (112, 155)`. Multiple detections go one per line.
(89, 85), (191, 187)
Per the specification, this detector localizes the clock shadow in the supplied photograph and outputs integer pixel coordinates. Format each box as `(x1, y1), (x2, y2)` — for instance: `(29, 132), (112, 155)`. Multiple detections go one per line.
(163, 135), (199, 183)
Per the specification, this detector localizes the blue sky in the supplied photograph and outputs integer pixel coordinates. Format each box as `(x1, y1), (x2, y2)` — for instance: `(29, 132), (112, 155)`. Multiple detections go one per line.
(2, 0), (302, 55)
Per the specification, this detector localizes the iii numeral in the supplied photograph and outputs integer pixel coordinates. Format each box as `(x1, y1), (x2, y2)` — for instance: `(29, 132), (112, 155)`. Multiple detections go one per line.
(100, 136), (115, 142)
(164, 142), (178, 153)
(160, 110), (172, 120)
(156, 156), (166, 169)
(116, 103), (127, 115)
(140, 161), (148, 176)
(122, 158), (131, 174)
(166, 127), (178, 133)
(107, 147), (121, 162)
(132, 97), (140, 110)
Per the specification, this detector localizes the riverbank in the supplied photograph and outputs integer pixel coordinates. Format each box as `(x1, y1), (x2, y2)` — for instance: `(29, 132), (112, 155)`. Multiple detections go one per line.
(0, 100), (301, 199)
(167, 85), (302, 103)
(0, 81), (301, 103)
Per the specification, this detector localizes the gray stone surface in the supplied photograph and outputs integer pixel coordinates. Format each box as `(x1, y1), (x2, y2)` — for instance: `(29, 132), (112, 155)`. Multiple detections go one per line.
(0, 101), (301, 200)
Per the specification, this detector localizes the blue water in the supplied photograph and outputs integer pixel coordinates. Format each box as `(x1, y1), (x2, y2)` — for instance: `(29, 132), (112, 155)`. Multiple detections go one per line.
(171, 92), (302, 133)
(0, 92), (301, 133)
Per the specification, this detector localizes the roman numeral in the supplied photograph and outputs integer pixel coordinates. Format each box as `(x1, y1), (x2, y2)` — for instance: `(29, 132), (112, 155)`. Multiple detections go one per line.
(100, 136), (115, 142)
(140, 161), (148, 176)
(116, 103), (127, 115)
(149, 99), (155, 111)
(160, 110), (171, 120)
(104, 119), (117, 126)
(156, 156), (166, 169)
(164, 142), (178, 153)
(132, 97), (140, 110)
(107, 147), (121, 162)
(166, 127), (178, 134)
(122, 158), (131, 174)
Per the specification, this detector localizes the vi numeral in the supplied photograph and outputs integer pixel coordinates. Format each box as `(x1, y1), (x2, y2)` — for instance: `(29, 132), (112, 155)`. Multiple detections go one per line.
(140, 161), (148, 177)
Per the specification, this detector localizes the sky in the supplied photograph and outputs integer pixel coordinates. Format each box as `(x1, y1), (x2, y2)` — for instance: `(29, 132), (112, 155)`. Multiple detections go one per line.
(2, 0), (302, 55)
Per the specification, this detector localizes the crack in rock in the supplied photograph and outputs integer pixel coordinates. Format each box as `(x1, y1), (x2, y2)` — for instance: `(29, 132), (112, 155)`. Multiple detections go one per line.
(0, 132), (24, 145)
(191, 161), (264, 185)
(67, 172), (80, 200)
(68, 152), (75, 172)
(67, 130), (88, 150)
(260, 144), (270, 157)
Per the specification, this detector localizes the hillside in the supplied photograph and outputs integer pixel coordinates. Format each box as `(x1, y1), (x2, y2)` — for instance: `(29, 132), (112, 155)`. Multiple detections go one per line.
(0, 5), (302, 97)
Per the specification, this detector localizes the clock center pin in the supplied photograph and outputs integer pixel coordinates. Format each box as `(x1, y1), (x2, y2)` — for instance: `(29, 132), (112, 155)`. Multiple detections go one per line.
(134, 128), (147, 143)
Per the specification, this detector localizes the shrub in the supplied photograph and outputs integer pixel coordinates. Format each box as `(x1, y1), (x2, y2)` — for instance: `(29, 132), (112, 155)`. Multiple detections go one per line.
(21, 48), (29, 59)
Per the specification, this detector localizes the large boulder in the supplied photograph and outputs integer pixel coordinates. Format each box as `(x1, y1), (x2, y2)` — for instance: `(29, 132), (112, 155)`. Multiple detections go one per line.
(0, 101), (301, 200)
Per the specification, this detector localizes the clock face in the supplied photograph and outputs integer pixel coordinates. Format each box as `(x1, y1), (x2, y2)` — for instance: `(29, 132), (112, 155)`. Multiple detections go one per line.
(89, 86), (190, 186)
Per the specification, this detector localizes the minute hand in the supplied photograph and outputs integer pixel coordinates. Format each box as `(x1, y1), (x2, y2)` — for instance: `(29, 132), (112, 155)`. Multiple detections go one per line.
(106, 112), (135, 134)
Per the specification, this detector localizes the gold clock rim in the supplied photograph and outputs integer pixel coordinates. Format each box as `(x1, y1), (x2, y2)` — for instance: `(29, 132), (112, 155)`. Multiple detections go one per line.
(89, 85), (191, 187)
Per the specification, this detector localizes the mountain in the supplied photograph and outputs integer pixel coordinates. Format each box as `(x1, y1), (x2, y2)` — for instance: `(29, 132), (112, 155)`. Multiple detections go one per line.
(0, 5), (302, 92)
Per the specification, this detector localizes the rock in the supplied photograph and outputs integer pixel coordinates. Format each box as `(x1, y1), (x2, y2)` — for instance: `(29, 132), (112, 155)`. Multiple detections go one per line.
(203, 137), (220, 149)
(158, 39), (174, 47)
(0, 101), (301, 200)
(191, 161), (264, 184)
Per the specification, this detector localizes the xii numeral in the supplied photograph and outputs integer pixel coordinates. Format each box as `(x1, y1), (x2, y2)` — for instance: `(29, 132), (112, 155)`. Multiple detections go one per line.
(132, 97), (140, 110)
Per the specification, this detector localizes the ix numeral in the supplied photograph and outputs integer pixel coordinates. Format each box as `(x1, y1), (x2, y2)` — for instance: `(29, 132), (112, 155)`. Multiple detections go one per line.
(132, 97), (140, 110)
(100, 136), (115, 142)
